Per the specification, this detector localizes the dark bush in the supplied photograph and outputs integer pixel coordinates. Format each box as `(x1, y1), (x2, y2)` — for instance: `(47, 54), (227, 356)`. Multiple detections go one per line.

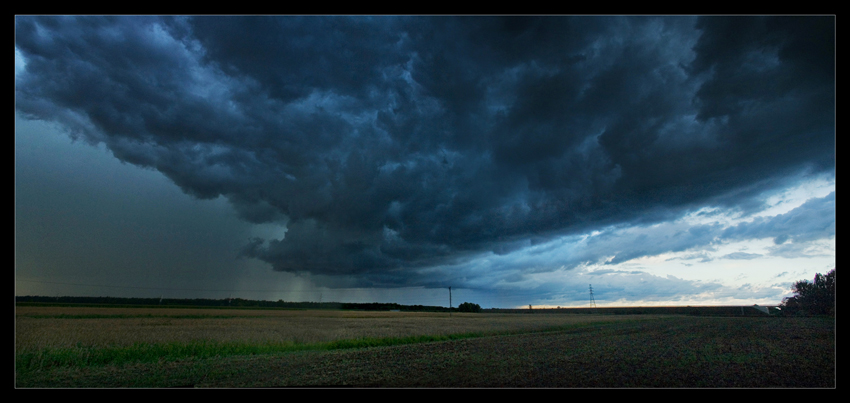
(457, 302), (482, 313)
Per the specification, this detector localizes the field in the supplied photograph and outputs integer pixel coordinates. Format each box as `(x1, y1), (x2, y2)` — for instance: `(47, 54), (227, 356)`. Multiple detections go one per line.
(15, 306), (835, 388)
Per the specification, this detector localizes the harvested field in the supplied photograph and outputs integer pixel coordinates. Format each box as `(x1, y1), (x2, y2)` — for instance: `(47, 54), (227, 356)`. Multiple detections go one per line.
(16, 306), (650, 350)
(15, 306), (835, 388)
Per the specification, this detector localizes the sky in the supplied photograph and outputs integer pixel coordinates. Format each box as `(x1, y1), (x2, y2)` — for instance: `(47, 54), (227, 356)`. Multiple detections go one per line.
(15, 16), (835, 309)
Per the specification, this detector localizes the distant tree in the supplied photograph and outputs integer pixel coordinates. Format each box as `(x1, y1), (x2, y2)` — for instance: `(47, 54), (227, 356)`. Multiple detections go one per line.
(456, 302), (482, 313)
(780, 268), (835, 316)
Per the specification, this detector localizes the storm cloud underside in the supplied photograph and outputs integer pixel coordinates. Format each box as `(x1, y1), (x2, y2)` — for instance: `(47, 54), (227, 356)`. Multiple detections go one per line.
(15, 16), (834, 290)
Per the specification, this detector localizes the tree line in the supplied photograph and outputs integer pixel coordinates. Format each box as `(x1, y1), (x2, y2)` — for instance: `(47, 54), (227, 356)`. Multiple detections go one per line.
(779, 268), (835, 316)
(14, 295), (477, 312)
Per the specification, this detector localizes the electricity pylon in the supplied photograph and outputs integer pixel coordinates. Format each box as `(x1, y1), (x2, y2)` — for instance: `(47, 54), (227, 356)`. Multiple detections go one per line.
(589, 284), (597, 309)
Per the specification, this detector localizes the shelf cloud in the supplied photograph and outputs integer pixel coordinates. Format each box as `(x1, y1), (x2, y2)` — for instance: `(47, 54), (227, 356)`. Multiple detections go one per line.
(16, 16), (834, 300)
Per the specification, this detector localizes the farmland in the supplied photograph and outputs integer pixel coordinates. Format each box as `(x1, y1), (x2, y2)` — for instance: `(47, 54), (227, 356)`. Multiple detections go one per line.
(15, 306), (835, 388)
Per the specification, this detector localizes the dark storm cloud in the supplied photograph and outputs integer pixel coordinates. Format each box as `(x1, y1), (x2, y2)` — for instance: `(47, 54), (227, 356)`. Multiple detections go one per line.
(586, 192), (834, 268)
(721, 191), (835, 245)
(457, 190), (835, 285)
(15, 16), (834, 287)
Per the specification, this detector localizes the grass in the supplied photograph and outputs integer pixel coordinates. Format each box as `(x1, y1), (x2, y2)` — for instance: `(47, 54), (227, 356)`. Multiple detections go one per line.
(16, 313), (627, 371)
(19, 314), (262, 319)
(15, 306), (835, 387)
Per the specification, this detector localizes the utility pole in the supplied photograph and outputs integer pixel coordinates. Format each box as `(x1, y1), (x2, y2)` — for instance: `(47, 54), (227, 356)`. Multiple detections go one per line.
(449, 286), (452, 317)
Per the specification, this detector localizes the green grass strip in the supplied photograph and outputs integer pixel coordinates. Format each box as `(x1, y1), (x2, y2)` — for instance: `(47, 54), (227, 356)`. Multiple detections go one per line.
(19, 314), (262, 319)
(16, 317), (668, 374)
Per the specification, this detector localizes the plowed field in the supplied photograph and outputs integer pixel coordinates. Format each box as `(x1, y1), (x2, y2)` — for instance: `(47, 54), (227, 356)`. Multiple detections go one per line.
(15, 307), (834, 388)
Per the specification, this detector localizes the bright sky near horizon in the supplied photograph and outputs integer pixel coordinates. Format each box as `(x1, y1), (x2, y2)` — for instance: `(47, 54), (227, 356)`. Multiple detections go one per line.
(15, 16), (834, 309)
